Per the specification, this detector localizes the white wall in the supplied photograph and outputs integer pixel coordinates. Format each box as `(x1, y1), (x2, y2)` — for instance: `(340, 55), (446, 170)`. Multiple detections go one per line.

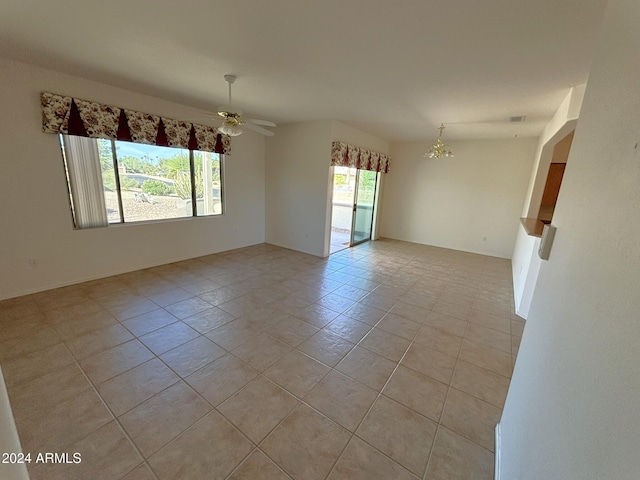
(510, 228), (541, 317)
(265, 121), (333, 256)
(511, 87), (584, 317)
(521, 86), (585, 220)
(380, 138), (537, 258)
(0, 366), (28, 479)
(0, 58), (266, 301)
(330, 121), (390, 153)
(265, 120), (389, 257)
(499, 1), (640, 478)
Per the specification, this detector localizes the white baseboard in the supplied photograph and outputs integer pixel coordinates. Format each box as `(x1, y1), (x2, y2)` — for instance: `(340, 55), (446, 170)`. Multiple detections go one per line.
(495, 423), (502, 480)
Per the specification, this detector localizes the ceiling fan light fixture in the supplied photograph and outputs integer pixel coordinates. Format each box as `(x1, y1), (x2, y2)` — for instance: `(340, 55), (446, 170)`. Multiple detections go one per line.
(424, 123), (453, 159)
(213, 74), (275, 137)
(218, 119), (243, 136)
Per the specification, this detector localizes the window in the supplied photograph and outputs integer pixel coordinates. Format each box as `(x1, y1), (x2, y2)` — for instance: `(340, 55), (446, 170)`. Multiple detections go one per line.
(60, 135), (223, 228)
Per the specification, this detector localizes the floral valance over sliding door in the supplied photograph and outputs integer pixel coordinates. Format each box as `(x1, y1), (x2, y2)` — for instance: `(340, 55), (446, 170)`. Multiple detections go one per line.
(330, 141), (391, 173)
(40, 92), (231, 155)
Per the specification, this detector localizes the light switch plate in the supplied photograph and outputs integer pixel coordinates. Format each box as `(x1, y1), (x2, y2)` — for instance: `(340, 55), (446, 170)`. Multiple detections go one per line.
(538, 224), (557, 260)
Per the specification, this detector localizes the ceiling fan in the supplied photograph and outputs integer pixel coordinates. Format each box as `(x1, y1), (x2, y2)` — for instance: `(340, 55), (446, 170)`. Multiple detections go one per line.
(213, 74), (276, 137)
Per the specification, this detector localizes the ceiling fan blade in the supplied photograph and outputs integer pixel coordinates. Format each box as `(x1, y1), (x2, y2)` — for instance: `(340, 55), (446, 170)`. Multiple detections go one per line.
(243, 123), (275, 136)
(248, 118), (276, 127)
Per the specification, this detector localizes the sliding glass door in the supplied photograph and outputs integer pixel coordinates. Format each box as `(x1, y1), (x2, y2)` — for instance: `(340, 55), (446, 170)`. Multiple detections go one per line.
(350, 169), (378, 245)
(329, 166), (356, 254)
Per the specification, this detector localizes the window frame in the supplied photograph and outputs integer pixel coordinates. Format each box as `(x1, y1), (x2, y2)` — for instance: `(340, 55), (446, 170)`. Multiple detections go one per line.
(60, 135), (225, 229)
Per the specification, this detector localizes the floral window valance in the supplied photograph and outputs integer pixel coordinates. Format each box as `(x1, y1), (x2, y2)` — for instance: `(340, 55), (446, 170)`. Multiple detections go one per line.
(40, 92), (231, 155)
(330, 141), (390, 173)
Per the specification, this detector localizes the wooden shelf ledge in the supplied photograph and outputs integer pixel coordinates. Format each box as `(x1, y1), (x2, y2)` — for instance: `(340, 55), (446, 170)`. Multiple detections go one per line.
(520, 217), (545, 238)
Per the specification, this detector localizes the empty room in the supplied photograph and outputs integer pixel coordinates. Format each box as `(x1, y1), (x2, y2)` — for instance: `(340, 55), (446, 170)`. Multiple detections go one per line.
(1, 1), (638, 479)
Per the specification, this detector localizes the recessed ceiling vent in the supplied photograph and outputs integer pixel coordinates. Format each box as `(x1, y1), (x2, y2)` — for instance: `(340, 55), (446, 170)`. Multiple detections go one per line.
(509, 115), (526, 123)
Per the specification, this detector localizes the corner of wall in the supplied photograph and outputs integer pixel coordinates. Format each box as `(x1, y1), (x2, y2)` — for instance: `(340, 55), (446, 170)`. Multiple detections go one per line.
(511, 85), (586, 315)
(494, 423), (502, 480)
(264, 121), (333, 257)
(568, 84), (587, 120)
(0, 367), (29, 479)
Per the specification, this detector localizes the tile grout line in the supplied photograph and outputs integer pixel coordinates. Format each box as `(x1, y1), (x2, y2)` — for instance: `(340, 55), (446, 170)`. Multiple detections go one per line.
(1, 241), (515, 480)
(59, 340), (162, 480)
(57, 298), (252, 478)
(322, 305), (428, 480)
(420, 260), (489, 478)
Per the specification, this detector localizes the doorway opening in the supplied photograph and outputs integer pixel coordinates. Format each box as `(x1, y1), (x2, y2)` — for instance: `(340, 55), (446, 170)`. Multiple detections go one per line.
(330, 166), (355, 254)
(330, 166), (378, 254)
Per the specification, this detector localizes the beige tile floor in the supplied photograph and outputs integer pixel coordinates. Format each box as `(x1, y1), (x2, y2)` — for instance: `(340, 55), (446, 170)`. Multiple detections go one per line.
(0, 239), (524, 480)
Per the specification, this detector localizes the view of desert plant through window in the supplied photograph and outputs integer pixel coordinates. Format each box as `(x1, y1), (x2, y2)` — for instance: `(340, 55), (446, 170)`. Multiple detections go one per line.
(96, 139), (222, 223)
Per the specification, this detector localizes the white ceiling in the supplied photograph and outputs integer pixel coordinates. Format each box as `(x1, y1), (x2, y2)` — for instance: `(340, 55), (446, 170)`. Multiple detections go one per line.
(0, 0), (607, 142)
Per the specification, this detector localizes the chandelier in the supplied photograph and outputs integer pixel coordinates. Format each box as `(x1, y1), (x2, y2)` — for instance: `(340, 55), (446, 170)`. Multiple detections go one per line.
(424, 123), (453, 159)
